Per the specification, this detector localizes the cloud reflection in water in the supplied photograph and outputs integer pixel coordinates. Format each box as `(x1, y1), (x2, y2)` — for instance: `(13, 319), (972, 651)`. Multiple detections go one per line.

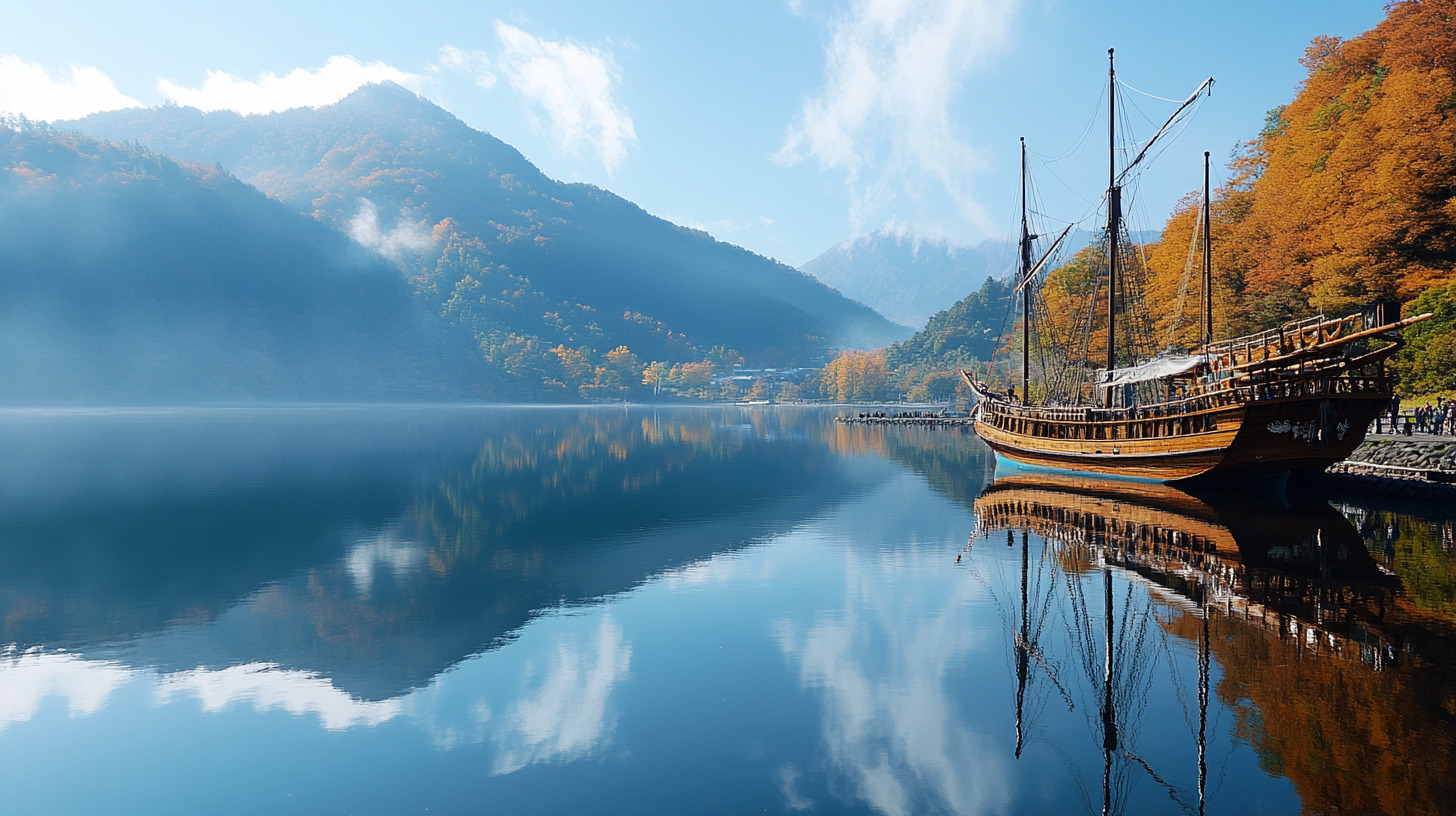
(775, 474), (1011, 816)
(0, 648), (131, 729)
(0, 614), (633, 779)
(155, 663), (404, 731)
(491, 615), (632, 774)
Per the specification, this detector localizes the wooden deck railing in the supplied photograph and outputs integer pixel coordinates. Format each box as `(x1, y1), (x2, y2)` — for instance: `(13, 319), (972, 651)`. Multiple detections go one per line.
(978, 375), (1392, 443)
(1203, 312), (1369, 366)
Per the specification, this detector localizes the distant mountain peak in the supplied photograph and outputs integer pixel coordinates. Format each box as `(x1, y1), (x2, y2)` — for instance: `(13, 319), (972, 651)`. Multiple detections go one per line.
(832, 223), (980, 264)
(804, 228), (1015, 328)
(325, 81), (447, 121)
(336, 80), (425, 106)
(804, 223), (1162, 329)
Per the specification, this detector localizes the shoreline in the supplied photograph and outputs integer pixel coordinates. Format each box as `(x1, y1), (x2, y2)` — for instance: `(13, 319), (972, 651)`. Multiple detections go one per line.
(1323, 436), (1456, 500)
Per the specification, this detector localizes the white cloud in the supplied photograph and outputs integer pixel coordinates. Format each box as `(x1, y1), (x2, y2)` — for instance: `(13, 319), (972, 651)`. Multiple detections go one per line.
(434, 45), (497, 90)
(157, 56), (423, 115)
(343, 527), (428, 596)
(666, 214), (758, 237)
(492, 616), (632, 775)
(0, 648), (133, 730)
(0, 56), (142, 121)
(434, 26), (636, 173)
(777, 0), (1017, 234)
(348, 199), (437, 263)
(490, 22), (637, 174)
(155, 663), (403, 731)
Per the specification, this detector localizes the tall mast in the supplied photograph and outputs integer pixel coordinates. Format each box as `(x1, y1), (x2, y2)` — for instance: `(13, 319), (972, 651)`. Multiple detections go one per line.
(1197, 588), (1210, 816)
(1020, 138), (1033, 403)
(1015, 529), (1029, 758)
(1202, 151), (1213, 347)
(1105, 48), (1120, 408)
(1101, 566), (1117, 815)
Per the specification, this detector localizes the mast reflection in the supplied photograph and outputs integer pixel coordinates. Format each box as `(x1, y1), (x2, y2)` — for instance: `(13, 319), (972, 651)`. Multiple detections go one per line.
(970, 472), (1449, 816)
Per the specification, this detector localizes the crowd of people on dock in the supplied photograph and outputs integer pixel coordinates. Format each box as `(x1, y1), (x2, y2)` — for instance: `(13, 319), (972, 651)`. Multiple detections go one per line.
(1380, 396), (1456, 435)
(1412, 398), (1456, 435)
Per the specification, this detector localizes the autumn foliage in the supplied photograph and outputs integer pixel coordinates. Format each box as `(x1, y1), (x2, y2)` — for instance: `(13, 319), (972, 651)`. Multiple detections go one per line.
(1239, 12), (1456, 312)
(1106, 1), (1456, 394)
(1172, 2), (1456, 317)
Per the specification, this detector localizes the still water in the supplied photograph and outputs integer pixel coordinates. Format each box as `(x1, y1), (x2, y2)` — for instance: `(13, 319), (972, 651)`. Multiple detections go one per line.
(0, 406), (1451, 815)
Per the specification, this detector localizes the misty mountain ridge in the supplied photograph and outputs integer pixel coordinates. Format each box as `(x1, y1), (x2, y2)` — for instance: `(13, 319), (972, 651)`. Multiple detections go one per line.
(804, 224), (1160, 330)
(69, 83), (909, 378)
(0, 124), (490, 404)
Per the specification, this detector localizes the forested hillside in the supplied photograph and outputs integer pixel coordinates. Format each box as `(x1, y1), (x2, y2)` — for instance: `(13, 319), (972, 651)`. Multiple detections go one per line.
(68, 85), (907, 399)
(0, 124), (488, 403)
(806, 277), (1012, 402)
(1137, 0), (1456, 393)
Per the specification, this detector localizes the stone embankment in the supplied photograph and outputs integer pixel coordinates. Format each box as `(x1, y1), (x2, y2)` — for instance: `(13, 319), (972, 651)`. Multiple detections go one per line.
(1324, 436), (1456, 498)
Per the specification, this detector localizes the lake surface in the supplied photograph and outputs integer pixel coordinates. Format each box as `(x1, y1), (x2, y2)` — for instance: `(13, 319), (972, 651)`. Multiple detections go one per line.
(0, 405), (1452, 815)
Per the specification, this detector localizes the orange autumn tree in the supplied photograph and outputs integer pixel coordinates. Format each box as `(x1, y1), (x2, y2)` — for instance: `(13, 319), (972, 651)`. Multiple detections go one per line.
(816, 350), (894, 402)
(1125, 0), (1456, 344)
(1226, 1), (1456, 317)
(1140, 194), (1213, 350)
(1139, 189), (1255, 345)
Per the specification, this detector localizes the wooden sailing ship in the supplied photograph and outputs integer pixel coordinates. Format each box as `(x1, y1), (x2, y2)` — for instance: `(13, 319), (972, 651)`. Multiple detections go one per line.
(963, 51), (1430, 483)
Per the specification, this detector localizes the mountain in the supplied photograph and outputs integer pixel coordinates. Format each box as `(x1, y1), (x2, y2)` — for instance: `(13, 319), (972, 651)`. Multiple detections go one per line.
(66, 84), (909, 387)
(0, 124), (489, 404)
(801, 229), (1015, 330)
(802, 226), (1160, 330)
(884, 275), (1015, 372)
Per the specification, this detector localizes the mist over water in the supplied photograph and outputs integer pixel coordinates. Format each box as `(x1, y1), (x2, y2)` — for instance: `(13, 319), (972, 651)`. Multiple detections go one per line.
(0, 406), (1450, 815)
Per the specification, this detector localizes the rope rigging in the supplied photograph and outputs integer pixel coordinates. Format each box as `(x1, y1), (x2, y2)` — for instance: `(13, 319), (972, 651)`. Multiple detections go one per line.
(1164, 203), (1206, 351)
(990, 61), (1213, 407)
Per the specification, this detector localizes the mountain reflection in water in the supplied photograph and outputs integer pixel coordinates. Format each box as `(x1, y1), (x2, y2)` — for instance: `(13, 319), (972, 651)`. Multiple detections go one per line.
(2, 408), (1455, 815)
(970, 472), (1456, 816)
(0, 407), (879, 701)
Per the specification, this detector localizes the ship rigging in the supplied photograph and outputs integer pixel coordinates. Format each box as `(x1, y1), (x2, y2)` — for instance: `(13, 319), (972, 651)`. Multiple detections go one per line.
(964, 50), (1430, 483)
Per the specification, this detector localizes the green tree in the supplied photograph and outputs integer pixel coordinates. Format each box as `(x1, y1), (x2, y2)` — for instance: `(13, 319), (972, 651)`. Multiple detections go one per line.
(1392, 279), (1456, 394)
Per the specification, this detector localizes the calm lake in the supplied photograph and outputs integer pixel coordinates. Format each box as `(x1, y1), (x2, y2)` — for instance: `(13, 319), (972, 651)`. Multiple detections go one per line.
(0, 405), (1451, 815)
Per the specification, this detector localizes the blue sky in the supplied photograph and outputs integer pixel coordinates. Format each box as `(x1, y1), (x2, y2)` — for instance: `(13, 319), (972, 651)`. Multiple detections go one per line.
(2, 0), (1387, 266)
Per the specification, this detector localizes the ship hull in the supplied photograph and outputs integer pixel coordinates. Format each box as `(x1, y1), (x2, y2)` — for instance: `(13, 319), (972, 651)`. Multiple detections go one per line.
(973, 385), (1390, 483)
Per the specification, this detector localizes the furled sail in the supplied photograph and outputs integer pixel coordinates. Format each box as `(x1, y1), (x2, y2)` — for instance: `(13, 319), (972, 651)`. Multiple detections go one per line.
(1095, 354), (1202, 388)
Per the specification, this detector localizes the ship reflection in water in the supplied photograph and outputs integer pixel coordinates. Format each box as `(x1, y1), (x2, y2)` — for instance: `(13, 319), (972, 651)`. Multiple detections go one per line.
(968, 472), (1456, 816)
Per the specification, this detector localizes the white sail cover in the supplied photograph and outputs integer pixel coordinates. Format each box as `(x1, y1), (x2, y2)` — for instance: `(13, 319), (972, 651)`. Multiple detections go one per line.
(1096, 354), (1203, 387)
